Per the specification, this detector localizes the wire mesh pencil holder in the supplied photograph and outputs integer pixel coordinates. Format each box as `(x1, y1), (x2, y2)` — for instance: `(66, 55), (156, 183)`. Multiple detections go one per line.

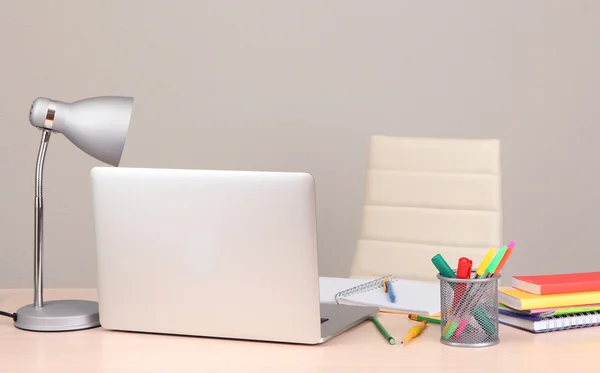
(437, 271), (500, 348)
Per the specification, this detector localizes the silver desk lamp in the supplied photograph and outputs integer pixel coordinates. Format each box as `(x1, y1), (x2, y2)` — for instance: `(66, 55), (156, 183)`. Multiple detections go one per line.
(14, 96), (134, 332)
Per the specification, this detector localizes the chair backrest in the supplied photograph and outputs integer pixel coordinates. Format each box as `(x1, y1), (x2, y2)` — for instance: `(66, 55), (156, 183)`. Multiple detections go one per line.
(350, 135), (502, 282)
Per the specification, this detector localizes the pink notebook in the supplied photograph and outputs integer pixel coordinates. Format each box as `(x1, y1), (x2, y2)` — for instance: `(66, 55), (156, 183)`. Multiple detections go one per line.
(512, 272), (600, 295)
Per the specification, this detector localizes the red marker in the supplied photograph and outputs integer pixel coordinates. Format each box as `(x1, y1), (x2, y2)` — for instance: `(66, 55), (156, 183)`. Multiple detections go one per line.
(457, 257), (472, 279)
(452, 257), (472, 311)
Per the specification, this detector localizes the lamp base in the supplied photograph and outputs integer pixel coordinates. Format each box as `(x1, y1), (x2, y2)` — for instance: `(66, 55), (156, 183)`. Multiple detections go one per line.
(14, 300), (100, 332)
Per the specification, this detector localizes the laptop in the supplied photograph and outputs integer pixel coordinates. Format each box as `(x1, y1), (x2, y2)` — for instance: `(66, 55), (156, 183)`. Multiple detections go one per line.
(90, 166), (377, 344)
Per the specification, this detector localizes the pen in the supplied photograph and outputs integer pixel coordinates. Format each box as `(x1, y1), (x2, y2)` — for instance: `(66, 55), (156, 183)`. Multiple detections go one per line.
(402, 321), (428, 345)
(383, 280), (396, 303)
(370, 316), (395, 345)
(408, 314), (441, 324)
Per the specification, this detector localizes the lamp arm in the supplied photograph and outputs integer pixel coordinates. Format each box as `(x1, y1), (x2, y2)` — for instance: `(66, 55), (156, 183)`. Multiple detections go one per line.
(33, 130), (51, 308)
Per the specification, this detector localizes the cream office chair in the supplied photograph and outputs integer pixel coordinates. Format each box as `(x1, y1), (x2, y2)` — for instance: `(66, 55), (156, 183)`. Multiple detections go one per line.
(350, 135), (502, 282)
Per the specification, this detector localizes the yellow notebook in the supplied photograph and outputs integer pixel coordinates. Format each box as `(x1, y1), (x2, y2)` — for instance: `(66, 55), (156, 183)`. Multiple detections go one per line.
(499, 288), (600, 310)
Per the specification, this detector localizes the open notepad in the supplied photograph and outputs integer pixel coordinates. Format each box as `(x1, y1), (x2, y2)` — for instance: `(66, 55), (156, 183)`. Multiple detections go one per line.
(333, 275), (440, 315)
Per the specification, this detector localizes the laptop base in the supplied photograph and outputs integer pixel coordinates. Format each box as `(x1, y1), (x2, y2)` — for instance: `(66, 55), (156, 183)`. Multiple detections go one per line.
(318, 303), (379, 344)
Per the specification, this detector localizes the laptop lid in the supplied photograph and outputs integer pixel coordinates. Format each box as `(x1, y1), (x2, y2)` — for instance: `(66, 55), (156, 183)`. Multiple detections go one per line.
(90, 167), (322, 343)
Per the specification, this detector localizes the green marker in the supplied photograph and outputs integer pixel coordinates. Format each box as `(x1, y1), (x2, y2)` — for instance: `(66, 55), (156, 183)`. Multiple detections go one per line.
(370, 316), (395, 345)
(465, 247), (506, 337)
(432, 254), (456, 279)
(474, 306), (496, 335)
(432, 254), (456, 290)
(444, 322), (459, 339)
(483, 245), (507, 277)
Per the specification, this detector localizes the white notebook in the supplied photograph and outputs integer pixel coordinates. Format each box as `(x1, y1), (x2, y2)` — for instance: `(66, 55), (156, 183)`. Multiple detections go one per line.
(319, 277), (371, 304)
(334, 275), (440, 315)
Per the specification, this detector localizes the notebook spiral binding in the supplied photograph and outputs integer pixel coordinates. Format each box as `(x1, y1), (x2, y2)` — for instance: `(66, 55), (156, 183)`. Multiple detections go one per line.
(540, 311), (600, 332)
(334, 275), (394, 304)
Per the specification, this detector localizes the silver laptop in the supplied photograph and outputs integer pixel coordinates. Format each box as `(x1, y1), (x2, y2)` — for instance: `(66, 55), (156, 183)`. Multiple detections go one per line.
(90, 167), (377, 344)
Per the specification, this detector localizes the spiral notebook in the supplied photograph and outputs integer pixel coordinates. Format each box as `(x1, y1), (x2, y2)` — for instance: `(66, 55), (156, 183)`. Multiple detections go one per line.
(499, 309), (600, 333)
(333, 275), (440, 315)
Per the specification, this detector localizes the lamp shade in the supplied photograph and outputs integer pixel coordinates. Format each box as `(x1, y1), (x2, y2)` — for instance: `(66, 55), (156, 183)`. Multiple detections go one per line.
(29, 96), (134, 166)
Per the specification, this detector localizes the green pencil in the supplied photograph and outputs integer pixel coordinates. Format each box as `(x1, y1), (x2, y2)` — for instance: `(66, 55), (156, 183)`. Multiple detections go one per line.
(408, 314), (441, 324)
(370, 316), (395, 345)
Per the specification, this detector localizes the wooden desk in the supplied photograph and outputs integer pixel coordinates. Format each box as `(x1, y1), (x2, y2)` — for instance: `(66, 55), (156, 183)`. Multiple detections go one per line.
(0, 289), (597, 373)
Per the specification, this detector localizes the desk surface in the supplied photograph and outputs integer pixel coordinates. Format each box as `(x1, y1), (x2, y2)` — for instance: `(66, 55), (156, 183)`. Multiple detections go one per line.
(0, 288), (597, 373)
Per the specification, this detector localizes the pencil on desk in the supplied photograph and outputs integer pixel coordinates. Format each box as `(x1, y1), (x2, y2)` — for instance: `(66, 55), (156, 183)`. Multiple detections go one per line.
(401, 321), (428, 345)
(408, 314), (440, 324)
(370, 316), (395, 345)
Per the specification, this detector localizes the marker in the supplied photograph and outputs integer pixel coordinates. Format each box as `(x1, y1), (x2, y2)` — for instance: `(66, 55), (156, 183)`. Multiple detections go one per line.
(443, 322), (459, 339)
(450, 248), (493, 320)
(457, 257), (472, 279)
(402, 321), (428, 345)
(453, 257), (472, 311)
(475, 248), (495, 278)
(494, 246), (514, 276)
(474, 306), (496, 335)
(408, 314), (441, 324)
(454, 319), (469, 336)
(370, 316), (395, 345)
(446, 248), (494, 331)
(451, 244), (509, 338)
(483, 245), (507, 277)
(472, 245), (514, 335)
(456, 243), (515, 337)
(383, 280), (396, 303)
(432, 254), (465, 335)
(431, 254), (456, 279)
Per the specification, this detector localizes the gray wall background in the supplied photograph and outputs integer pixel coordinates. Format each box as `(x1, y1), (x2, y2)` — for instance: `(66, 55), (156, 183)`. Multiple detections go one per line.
(1, 1), (599, 288)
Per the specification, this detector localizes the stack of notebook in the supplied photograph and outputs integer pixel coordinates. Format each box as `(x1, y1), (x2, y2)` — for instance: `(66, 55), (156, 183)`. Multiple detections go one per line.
(498, 272), (600, 333)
